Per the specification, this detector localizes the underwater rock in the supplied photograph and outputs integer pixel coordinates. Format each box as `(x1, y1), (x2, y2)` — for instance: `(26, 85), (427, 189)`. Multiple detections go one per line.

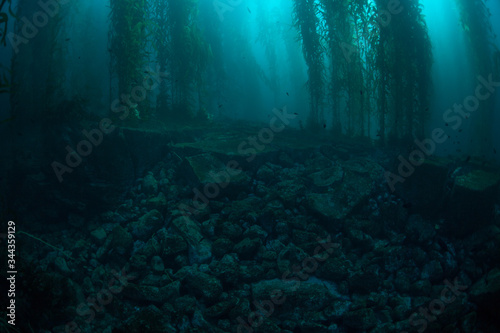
(204, 297), (239, 318)
(118, 304), (176, 332)
(306, 192), (346, 221)
(322, 299), (351, 320)
(256, 164), (275, 183)
(305, 154), (334, 174)
(210, 253), (240, 286)
(404, 214), (436, 244)
(308, 164), (344, 187)
(212, 238), (235, 258)
(461, 312), (478, 332)
(123, 281), (180, 304)
(446, 169), (500, 236)
(316, 257), (351, 282)
(394, 269), (414, 294)
(142, 173), (158, 195)
(189, 239), (213, 264)
(97, 225), (133, 260)
(224, 196), (262, 222)
(54, 257), (71, 275)
(396, 156), (452, 216)
(172, 216), (204, 245)
(278, 151), (295, 168)
(346, 228), (374, 252)
(146, 192), (167, 211)
(291, 229), (318, 247)
(141, 274), (170, 287)
(184, 269), (223, 303)
(129, 253), (148, 274)
(233, 237), (262, 260)
(341, 158), (384, 179)
(192, 309), (216, 332)
(320, 144), (350, 160)
(343, 308), (377, 330)
(276, 179), (307, 206)
(306, 160), (380, 225)
(470, 268), (500, 308)
(171, 215), (212, 264)
(421, 260), (444, 283)
(409, 279), (433, 297)
(239, 262), (267, 283)
(67, 213), (85, 228)
(348, 271), (380, 294)
(130, 209), (163, 241)
(90, 227), (107, 245)
(218, 221), (243, 239)
(159, 233), (188, 257)
(151, 255), (165, 273)
(277, 243), (308, 275)
(185, 153), (249, 186)
(242, 225), (268, 240)
(251, 279), (333, 311)
(174, 295), (197, 315)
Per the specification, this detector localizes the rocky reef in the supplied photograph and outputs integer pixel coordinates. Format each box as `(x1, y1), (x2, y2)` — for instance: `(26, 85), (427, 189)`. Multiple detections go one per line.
(6, 122), (500, 333)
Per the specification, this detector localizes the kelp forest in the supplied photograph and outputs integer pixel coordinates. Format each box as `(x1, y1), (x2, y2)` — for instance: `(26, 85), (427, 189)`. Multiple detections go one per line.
(1, 0), (500, 332)
(1, 0), (499, 149)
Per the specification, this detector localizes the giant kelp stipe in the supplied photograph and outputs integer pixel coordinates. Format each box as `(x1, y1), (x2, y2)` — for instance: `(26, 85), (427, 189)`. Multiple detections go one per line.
(0, 0), (499, 332)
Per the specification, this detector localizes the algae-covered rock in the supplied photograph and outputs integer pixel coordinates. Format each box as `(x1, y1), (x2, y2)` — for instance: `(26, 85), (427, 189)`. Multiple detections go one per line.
(142, 173), (158, 195)
(306, 159), (381, 225)
(447, 169), (500, 236)
(306, 192), (346, 220)
(251, 279), (333, 311)
(151, 255), (164, 273)
(210, 253), (240, 286)
(123, 281), (180, 303)
(233, 237), (262, 259)
(204, 297), (239, 318)
(146, 192), (167, 210)
(276, 179), (307, 205)
(308, 164), (344, 187)
(393, 156), (451, 216)
(118, 304), (176, 332)
(212, 238), (234, 258)
(470, 268), (500, 305)
(171, 215), (212, 263)
(159, 233), (188, 257)
(343, 308), (377, 330)
(184, 269), (223, 302)
(341, 157), (384, 180)
(130, 209), (163, 241)
(455, 169), (500, 191)
(90, 227), (107, 245)
(185, 153), (249, 186)
(348, 270), (381, 294)
(243, 225), (268, 240)
(171, 215), (204, 245)
(107, 225), (133, 253)
(316, 257), (351, 281)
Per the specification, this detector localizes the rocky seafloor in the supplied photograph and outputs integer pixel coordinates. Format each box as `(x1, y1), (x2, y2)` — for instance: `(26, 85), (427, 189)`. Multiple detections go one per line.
(3, 123), (500, 333)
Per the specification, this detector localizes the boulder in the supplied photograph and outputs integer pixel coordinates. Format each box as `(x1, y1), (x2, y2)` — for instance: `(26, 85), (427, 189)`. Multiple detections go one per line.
(251, 279), (334, 312)
(447, 169), (500, 236)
